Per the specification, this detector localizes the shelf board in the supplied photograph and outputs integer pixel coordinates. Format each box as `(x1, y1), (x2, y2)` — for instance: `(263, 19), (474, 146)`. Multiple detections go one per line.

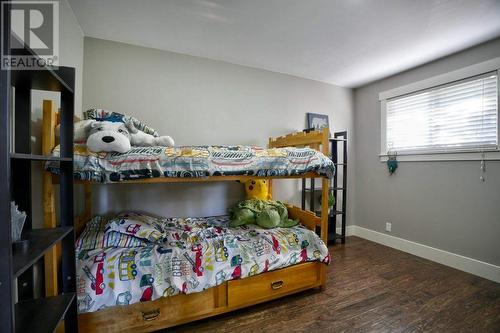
(15, 293), (75, 333)
(10, 153), (72, 162)
(13, 227), (73, 278)
(9, 39), (74, 93)
(11, 68), (74, 94)
(304, 186), (344, 192)
(330, 138), (347, 142)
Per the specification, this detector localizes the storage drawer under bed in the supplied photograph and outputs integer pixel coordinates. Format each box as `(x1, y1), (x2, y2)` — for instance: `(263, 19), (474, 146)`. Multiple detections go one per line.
(79, 262), (322, 332)
(227, 262), (321, 308)
(79, 285), (220, 333)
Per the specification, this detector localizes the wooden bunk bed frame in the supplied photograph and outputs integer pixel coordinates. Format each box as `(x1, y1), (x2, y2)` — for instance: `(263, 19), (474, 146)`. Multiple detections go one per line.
(41, 100), (331, 332)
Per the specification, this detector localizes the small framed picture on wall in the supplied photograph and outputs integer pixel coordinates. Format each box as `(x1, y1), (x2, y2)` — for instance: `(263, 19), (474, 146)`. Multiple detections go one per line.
(307, 113), (329, 130)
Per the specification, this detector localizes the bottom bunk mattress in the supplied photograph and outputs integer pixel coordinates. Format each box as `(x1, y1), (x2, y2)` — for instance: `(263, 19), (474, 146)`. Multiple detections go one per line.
(76, 213), (330, 314)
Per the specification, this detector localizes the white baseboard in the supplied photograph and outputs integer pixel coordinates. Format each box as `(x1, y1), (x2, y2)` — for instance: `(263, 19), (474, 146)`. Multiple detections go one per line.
(334, 226), (355, 236)
(338, 225), (500, 284)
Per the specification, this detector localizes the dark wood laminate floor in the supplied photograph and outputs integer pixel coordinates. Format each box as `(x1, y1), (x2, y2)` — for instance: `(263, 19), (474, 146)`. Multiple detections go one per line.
(166, 236), (500, 333)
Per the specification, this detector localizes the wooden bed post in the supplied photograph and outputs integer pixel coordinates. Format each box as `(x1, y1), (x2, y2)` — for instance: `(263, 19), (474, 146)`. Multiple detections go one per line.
(42, 100), (59, 296)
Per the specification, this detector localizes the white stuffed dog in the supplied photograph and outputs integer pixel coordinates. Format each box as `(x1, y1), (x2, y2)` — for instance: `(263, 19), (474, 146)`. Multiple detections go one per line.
(83, 119), (174, 153)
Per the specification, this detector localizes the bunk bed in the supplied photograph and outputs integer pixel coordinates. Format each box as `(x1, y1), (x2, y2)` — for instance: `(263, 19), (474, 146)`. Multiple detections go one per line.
(41, 100), (334, 333)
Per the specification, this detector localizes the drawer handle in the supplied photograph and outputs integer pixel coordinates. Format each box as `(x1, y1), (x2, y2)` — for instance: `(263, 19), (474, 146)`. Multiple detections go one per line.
(271, 280), (284, 290)
(142, 308), (160, 321)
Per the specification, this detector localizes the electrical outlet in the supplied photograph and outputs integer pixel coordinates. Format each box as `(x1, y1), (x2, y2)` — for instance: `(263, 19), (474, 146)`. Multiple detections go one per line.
(385, 222), (392, 232)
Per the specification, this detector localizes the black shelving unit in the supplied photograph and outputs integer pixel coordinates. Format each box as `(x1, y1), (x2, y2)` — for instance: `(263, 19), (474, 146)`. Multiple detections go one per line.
(15, 293), (76, 333)
(10, 153), (73, 162)
(1, 7), (78, 331)
(12, 227), (73, 278)
(301, 131), (348, 244)
(331, 131), (347, 244)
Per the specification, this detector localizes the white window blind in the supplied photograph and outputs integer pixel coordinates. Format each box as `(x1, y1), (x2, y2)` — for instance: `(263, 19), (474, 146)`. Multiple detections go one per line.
(385, 72), (498, 154)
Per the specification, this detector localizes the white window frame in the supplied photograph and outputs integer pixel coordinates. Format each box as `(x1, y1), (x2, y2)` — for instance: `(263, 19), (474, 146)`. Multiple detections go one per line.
(379, 57), (500, 162)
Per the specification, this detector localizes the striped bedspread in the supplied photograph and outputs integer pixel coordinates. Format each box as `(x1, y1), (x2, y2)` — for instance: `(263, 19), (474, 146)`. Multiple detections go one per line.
(46, 144), (335, 183)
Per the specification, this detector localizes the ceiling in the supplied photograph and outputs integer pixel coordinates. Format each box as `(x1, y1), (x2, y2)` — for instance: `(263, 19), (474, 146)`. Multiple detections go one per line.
(68, 0), (500, 88)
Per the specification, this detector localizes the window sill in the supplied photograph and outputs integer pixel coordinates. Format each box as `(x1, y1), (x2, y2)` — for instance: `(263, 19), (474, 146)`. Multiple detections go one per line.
(379, 150), (500, 162)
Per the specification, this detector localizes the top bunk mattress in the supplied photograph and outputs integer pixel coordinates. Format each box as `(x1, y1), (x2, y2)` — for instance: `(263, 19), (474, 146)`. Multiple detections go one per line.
(46, 144), (335, 183)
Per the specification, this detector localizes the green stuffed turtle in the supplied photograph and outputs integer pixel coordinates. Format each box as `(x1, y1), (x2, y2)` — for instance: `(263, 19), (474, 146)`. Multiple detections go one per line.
(229, 198), (299, 229)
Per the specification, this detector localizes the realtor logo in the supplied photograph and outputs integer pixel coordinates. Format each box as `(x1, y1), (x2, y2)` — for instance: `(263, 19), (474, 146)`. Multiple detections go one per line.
(1, 1), (59, 69)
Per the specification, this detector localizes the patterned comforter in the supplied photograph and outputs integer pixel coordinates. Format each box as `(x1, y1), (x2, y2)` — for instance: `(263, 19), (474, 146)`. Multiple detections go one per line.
(76, 214), (330, 313)
(47, 144), (335, 183)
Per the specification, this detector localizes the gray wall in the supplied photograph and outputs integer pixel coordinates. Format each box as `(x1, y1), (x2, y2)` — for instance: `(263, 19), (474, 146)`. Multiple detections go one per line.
(353, 38), (500, 266)
(82, 37), (354, 219)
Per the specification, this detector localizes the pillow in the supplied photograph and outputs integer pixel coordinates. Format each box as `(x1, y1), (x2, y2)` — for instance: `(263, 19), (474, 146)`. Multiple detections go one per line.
(107, 212), (165, 242)
(75, 216), (147, 252)
(83, 108), (159, 137)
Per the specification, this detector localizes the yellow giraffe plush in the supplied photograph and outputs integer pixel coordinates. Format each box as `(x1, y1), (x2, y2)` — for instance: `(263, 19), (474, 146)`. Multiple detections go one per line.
(243, 179), (272, 200)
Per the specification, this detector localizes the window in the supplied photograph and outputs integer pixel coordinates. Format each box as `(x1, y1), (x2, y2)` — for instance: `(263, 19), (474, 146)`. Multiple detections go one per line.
(379, 58), (500, 161)
(385, 73), (498, 154)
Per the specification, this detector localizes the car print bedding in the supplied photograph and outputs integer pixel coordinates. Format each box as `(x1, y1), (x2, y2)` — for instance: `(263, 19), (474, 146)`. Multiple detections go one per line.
(76, 213), (330, 314)
(46, 144), (335, 183)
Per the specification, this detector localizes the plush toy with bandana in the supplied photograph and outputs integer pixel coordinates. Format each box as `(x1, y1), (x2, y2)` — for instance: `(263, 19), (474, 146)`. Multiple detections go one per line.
(72, 109), (175, 153)
(229, 179), (298, 229)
